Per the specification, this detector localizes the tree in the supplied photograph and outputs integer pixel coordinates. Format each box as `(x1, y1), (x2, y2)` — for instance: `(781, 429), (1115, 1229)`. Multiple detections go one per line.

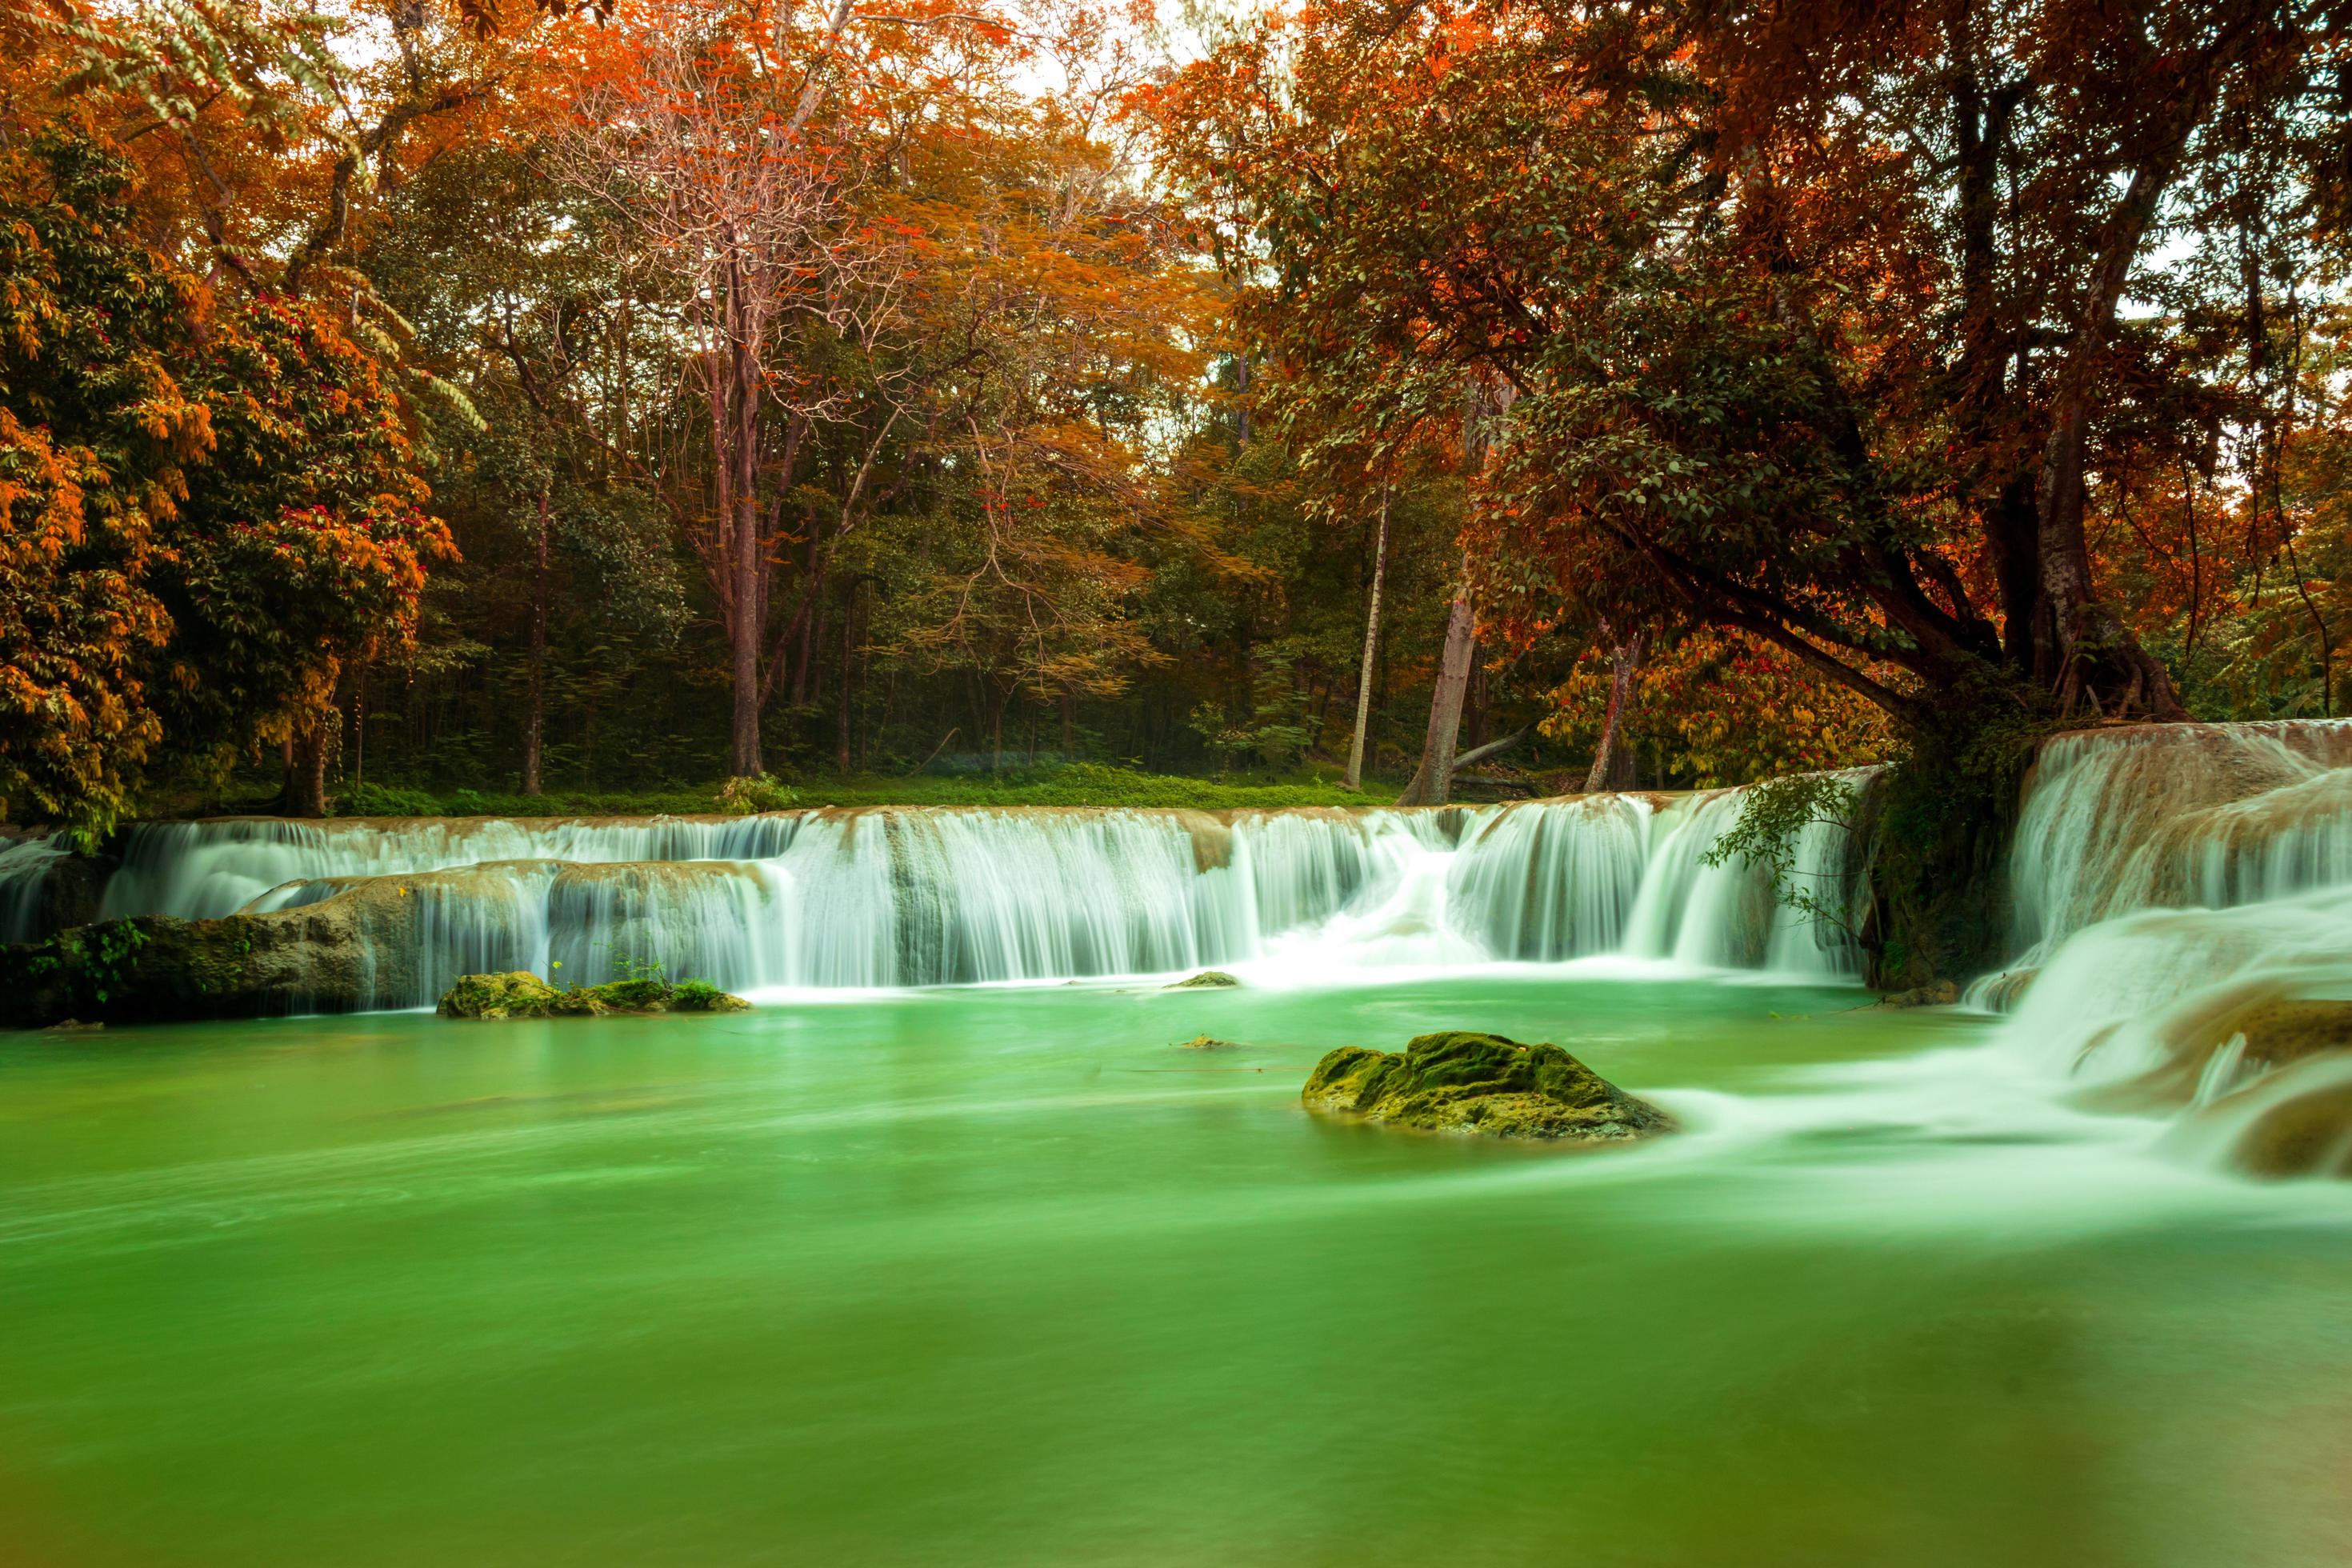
(0, 127), (450, 829)
(1150, 0), (2347, 737)
(554, 0), (950, 777)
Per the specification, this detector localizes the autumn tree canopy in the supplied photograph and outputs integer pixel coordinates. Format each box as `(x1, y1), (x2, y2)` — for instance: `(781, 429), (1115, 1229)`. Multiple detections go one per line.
(1153, 0), (2350, 731)
(2, 0), (2349, 826)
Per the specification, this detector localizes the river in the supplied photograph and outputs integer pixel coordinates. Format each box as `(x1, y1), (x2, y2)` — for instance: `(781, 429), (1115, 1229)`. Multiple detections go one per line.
(4, 969), (2350, 1566)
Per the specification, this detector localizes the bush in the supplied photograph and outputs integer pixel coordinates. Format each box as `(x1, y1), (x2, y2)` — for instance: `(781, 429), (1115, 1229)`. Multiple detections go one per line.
(669, 978), (734, 1011)
(715, 774), (800, 814)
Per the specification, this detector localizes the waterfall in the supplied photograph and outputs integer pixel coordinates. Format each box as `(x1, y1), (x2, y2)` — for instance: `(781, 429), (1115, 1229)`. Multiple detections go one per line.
(1622, 779), (1869, 974)
(1982, 721), (2352, 1024)
(0, 836), (65, 943)
(1447, 797), (1652, 961)
(2003, 719), (2352, 967)
(100, 814), (806, 923)
(59, 785), (1867, 1007)
(1978, 720), (2352, 1176)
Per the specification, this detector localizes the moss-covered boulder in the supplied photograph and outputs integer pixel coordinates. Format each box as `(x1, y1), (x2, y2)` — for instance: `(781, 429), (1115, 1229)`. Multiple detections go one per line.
(1167, 970), (1240, 989)
(437, 971), (565, 1018)
(1302, 1030), (1676, 1144)
(436, 972), (750, 1019)
(1177, 1034), (1245, 1051)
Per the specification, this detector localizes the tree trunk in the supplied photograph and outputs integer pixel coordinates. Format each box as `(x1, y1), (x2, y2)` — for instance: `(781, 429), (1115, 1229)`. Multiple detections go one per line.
(1395, 570), (1476, 806)
(836, 594), (855, 775)
(523, 490), (550, 796)
(286, 718), (332, 818)
(1582, 633), (1646, 793)
(1344, 487), (1390, 790)
(726, 319), (764, 777)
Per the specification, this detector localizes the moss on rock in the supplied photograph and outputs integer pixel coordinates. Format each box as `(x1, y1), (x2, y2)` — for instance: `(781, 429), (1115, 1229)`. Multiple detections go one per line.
(1167, 970), (1240, 989)
(436, 971), (750, 1019)
(437, 971), (564, 1018)
(1302, 1030), (1676, 1144)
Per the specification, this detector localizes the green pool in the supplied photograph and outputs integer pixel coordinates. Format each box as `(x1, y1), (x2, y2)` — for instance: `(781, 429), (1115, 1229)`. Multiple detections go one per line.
(4, 976), (2350, 1566)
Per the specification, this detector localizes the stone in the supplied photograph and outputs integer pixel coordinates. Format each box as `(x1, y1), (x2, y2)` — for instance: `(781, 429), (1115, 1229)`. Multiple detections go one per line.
(437, 971), (750, 1019)
(2228, 1070), (2352, 1179)
(2120, 995), (2352, 1108)
(1177, 1034), (1244, 1050)
(1167, 970), (1240, 989)
(1879, 979), (1959, 1008)
(437, 971), (564, 1019)
(1302, 1030), (1677, 1144)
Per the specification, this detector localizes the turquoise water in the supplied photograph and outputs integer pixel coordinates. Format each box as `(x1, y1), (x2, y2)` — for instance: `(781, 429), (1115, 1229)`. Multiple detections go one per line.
(4, 974), (2350, 1566)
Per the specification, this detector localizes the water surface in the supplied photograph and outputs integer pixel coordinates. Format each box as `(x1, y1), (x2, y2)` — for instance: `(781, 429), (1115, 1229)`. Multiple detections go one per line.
(4, 975), (2350, 1566)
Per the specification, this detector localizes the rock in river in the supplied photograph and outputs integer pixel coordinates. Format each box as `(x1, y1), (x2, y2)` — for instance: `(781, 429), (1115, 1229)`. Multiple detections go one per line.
(438, 971), (750, 1019)
(1302, 1030), (1676, 1144)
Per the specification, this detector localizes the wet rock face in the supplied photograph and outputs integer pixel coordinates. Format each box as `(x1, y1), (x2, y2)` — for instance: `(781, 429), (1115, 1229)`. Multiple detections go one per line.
(2118, 995), (2352, 1109)
(0, 887), (416, 1028)
(2228, 1070), (2352, 1179)
(1302, 1031), (1677, 1144)
(2146, 998), (2352, 1178)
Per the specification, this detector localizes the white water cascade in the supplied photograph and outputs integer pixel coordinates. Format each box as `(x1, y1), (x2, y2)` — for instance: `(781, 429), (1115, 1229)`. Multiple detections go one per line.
(1984, 721), (2352, 1172)
(46, 783), (1871, 1008)
(0, 835), (66, 944)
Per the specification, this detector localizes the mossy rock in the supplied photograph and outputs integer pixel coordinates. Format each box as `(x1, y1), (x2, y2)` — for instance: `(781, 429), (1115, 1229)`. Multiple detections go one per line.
(438, 971), (563, 1019)
(436, 971), (750, 1019)
(1302, 1030), (1676, 1144)
(1177, 1034), (1245, 1051)
(1879, 979), (1958, 1008)
(1167, 970), (1240, 989)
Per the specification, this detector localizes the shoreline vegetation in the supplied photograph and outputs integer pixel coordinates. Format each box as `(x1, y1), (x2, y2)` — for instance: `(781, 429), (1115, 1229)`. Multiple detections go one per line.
(141, 763), (1436, 822)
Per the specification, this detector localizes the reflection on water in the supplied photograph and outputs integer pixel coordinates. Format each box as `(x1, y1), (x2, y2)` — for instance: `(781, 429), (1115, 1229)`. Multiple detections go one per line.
(2, 973), (2350, 1567)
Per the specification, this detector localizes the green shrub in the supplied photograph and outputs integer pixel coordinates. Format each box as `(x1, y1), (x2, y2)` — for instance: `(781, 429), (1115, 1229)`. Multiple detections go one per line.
(715, 774), (800, 814)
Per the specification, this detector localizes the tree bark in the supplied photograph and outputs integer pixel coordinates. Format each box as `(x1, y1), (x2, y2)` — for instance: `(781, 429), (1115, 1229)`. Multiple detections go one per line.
(1583, 632), (1646, 793)
(1945, 11), (2042, 672)
(1344, 486), (1390, 790)
(523, 490), (550, 796)
(726, 326), (764, 776)
(286, 718), (332, 818)
(835, 593), (855, 775)
(1395, 570), (1476, 806)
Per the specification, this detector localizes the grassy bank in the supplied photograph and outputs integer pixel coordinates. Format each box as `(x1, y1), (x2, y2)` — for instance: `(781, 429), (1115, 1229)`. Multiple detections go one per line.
(188, 763), (1410, 820)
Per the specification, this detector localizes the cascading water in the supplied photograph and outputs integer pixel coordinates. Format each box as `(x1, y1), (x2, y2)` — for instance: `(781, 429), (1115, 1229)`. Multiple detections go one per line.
(1982, 720), (2352, 1174)
(101, 814), (806, 922)
(64, 783), (1869, 1009)
(0, 835), (65, 943)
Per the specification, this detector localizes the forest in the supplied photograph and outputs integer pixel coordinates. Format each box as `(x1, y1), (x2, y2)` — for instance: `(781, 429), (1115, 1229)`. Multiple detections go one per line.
(0, 0), (2346, 836)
